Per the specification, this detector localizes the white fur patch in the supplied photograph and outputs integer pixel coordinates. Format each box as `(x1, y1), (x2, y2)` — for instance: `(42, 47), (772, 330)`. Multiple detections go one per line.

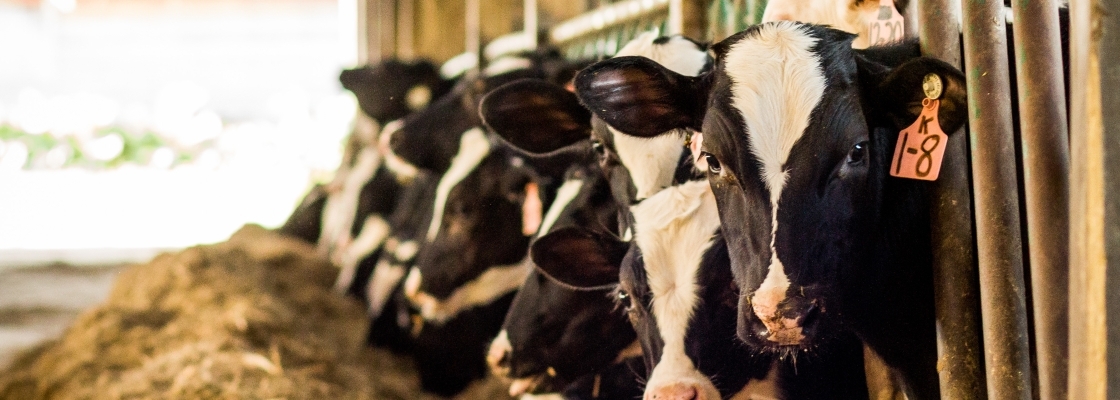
(606, 33), (711, 200)
(725, 22), (825, 343)
(427, 127), (492, 241)
(379, 119), (420, 180)
(484, 56), (533, 76)
(629, 180), (722, 400)
(538, 179), (584, 235)
(319, 146), (383, 257)
(487, 329), (512, 375)
(334, 215), (390, 293)
(395, 240), (420, 261)
(366, 259), (406, 317)
(406, 257), (533, 324)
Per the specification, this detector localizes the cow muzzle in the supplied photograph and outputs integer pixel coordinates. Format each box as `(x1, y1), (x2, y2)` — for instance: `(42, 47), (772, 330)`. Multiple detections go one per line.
(747, 291), (818, 346)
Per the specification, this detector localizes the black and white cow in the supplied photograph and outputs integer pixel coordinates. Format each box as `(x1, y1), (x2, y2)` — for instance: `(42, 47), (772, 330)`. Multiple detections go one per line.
(277, 58), (452, 246)
(375, 51), (587, 396)
(478, 33), (717, 399)
(574, 21), (970, 398)
(478, 78), (637, 398)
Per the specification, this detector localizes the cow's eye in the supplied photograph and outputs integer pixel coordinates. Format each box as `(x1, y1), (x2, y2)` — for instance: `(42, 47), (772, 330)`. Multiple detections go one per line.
(591, 140), (605, 155)
(617, 290), (632, 309)
(703, 152), (722, 174)
(847, 141), (868, 165)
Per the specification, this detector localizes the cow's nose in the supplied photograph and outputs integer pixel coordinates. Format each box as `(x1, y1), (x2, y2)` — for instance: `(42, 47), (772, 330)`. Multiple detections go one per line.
(647, 383), (702, 400)
(752, 292), (814, 345)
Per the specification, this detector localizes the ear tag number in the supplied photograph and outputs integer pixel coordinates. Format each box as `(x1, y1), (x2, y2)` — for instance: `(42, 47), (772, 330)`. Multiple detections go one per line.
(522, 182), (543, 236)
(867, 0), (905, 46)
(890, 98), (948, 181)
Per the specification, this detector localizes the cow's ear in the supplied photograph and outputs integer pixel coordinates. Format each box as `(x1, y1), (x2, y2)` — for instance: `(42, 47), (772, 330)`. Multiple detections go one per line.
(480, 79), (592, 154)
(531, 227), (627, 290)
(874, 57), (968, 134)
(575, 56), (708, 138)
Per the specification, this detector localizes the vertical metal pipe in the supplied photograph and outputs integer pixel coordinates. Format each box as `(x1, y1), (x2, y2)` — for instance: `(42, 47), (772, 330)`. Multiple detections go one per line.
(397, 0), (415, 59)
(524, 0), (538, 48)
(465, 0), (481, 69)
(1065, 0), (1098, 393)
(1068, 0), (1120, 395)
(961, 0), (1034, 397)
(1009, 0), (1070, 397)
(917, 0), (987, 398)
(1103, 0), (1120, 392)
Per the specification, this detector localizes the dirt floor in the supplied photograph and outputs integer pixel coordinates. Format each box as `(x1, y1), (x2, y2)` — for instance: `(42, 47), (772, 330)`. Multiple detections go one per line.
(0, 225), (511, 400)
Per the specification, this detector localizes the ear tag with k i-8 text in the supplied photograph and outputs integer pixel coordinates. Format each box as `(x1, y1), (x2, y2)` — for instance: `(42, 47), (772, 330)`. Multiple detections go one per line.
(868, 0), (905, 46)
(890, 74), (948, 181)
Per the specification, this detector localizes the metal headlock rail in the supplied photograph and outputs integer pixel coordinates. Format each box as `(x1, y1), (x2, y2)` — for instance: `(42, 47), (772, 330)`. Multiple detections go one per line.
(549, 0), (677, 59)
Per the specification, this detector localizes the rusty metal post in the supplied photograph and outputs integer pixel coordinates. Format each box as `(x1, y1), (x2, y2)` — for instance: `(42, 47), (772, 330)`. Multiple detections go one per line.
(916, 0), (988, 397)
(1008, 0), (1070, 397)
(961, 0), (1034, 397)
(1068, 0), (1120, 395)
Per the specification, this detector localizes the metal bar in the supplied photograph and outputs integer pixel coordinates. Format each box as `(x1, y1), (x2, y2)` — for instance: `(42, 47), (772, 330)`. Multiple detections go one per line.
(397, 0), (415, 59)
(525, 0), (538, 48)
(1068, 0), (1120, 395)
(549, 0), (670, 47)
(917, 0), (988, 397)
(961, 0), (1034, 397)
(465, 0), (481, 69)
(1009, 0), (1070, 397)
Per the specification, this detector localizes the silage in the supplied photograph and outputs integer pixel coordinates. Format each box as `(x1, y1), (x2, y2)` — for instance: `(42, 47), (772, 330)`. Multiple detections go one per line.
(0, 225), (509, 400)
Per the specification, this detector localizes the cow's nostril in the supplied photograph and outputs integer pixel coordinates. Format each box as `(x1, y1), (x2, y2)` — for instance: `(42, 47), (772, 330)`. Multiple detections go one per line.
(801, 302), (820, 327)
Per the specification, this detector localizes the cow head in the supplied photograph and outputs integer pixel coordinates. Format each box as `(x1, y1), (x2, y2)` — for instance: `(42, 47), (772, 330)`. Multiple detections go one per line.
(480, 76), (633, 396)
(340, 59), (453, 124)
(396, 52), (586, 325)
(761, 0), (910, 49)
(575, 22), (967, 351)
(532, 182), (772, 400)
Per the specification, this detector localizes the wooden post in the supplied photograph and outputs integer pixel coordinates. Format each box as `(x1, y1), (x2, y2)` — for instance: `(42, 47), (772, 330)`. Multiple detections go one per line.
(397, 0), (415, 59)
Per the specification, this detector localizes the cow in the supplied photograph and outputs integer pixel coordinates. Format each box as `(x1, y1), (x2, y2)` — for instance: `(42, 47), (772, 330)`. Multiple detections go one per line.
(479, 85), (637, 398)
(572, 21), (970, 398)
(277, 58), (453, 260)
(485, 31), (873, 398)
(375, 51), (588, 396)
(477, 32), (713, 399)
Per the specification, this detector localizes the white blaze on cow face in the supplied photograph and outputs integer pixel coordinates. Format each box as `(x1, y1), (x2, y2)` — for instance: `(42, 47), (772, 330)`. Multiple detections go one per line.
(334, 215), (391, 293)
(538, 179), (584, 235)
(426, 127), (492, 241)
(378, 119), (420, 180)
(608, 33), (711, 200)
(319, 145), (383, 258)
(725, 22), (825, 345)
(629, 180), (722, 400)
(761, 0), (881, 49)
(367, 258), (406, 317)
(405, 257), (533, 324)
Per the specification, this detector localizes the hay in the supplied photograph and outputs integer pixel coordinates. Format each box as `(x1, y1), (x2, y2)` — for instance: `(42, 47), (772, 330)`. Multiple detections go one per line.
(0, 225), (510, 400)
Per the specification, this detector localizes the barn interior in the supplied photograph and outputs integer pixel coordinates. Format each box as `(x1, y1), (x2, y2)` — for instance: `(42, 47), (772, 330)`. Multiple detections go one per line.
(0, 0), (1116, 399)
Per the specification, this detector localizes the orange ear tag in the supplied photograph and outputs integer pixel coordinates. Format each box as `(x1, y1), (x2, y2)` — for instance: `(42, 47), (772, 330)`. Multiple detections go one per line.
(522, 182), (543, 236)
(890, 98), (948, 181)
(867, 0), (905, 46)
